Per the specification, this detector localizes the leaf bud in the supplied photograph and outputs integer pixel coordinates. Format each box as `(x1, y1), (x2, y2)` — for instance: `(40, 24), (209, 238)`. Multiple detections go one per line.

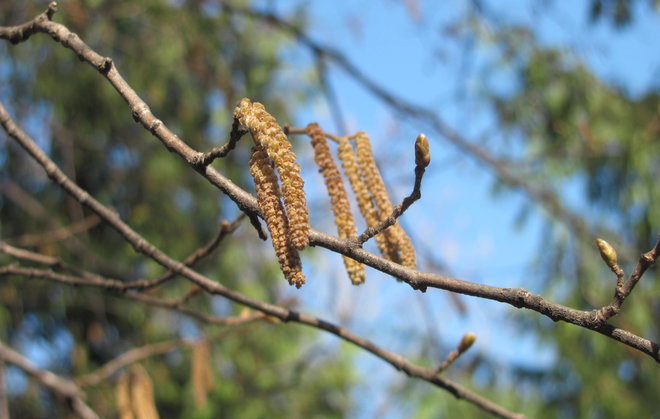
(596, 238), (618, 269)
(458, 332), (476, 353)
(415, 133), (430, 168)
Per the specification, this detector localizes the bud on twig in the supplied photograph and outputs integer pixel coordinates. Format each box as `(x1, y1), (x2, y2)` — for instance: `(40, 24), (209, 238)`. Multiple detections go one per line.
(415, 134), (430, 168)
(596, 238), (618, 269)
(458, 332), (476, 353)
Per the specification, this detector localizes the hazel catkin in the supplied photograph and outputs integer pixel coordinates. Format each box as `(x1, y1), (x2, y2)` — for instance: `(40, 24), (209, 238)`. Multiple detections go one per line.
(354, 131), (416, 269)
(337, 135), (396, 260)
(307, 123), (365, 285)
(235, 98), (309, 250)
(249, 145), (305, 287)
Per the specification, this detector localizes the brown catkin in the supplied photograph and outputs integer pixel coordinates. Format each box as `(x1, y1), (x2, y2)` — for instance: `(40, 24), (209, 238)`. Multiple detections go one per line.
(307, 123), (365, 284)
(337, 136), (395, 260)
(129, 364), (159, 419)
(191, 340), (214, 406)
(116, 373), (133, 419)
(249, 145), (305, 287)
(355, 131), (416, 268)
(235, 98), (309, 250)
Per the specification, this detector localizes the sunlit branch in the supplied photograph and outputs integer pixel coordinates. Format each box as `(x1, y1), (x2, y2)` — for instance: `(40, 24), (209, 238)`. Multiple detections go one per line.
(194, 117), (248, 166)
(596, 235), (660, 323)
(356, 165), (425, 247)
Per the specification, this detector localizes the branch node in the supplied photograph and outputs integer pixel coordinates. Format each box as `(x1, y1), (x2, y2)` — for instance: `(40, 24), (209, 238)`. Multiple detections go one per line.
(47, 2), (59, 20)
(98, 57), (112, 73)
(149, 119), (162, 134)
(131, 103), (150, 123)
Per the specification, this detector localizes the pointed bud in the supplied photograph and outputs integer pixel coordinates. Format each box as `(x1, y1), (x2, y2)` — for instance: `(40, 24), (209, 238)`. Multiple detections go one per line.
(596, 238), (618, 269)
(458, 332), (476, 353)
(415, 134), (430, 168)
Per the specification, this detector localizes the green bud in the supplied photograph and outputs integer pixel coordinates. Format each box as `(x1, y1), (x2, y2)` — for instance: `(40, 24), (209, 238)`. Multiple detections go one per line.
(596, 238), (618, 269)
(415, 134), (430, 168)
(458, 332), (476, 353)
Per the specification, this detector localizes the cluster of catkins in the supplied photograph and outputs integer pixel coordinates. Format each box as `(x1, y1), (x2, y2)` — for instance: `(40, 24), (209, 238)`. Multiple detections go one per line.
(236, 98), (416, 287)
(236, 98), (308, 287)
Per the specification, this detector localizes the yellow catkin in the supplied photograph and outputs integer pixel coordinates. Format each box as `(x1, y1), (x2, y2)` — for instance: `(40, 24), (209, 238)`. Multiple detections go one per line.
(235, 98), (309, 250)
(337, 136), (395, 260)
(307, 123), (365, 285)
(355, 131), (416, 268)
(249, 145), (305, 287)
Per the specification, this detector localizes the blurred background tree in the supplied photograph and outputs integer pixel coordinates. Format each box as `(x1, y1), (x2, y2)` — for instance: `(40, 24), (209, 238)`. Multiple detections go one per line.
(1, 0), (658, 418)
(0, 1), (353, 417)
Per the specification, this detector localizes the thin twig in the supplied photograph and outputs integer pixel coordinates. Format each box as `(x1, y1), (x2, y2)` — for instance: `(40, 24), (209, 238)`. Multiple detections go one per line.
(0, 340), (99, 419)
(76, 339), (184, 387)
(76, 322), (264, 388)
(1, 214), (243, 291)
(0, 263), (264, 327)
(5, 215), (100, 247)
(357, 165), (425, 246)
(194, 117), (248, 166)
(596, 235), (660, 322)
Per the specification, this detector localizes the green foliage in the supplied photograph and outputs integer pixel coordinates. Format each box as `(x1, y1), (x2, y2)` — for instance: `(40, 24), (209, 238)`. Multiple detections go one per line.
(485, 28), (660, 419)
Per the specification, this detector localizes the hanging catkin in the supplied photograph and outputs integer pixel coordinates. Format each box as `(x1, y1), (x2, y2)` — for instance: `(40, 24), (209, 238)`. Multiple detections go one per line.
(235, 98), (309, 250)
(307, 123), (365, 284)
(354, 131), (416, 268)
(337, 136), (396, 260)
(249, 145), (305, 287)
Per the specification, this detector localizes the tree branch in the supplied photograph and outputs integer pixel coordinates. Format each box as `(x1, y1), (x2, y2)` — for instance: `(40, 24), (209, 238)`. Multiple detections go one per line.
(75, 339), (184, 387)
(4, 215), (100, 247)
(0, 339), (99, 419)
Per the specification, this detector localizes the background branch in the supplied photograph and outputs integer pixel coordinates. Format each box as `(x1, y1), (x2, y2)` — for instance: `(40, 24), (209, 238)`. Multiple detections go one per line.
(0, 340), (98, 419)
